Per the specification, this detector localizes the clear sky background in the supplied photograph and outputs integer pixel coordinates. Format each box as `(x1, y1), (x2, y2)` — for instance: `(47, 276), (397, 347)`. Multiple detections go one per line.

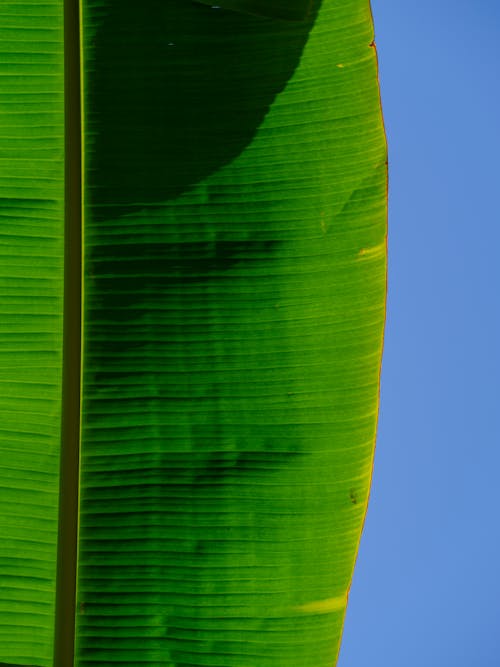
(338, 1), (500, 665)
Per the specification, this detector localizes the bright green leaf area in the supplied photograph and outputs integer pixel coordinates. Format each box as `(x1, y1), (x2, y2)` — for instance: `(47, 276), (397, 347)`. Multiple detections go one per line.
(0, 1), (386, 666)
(0, 1), (64, 665)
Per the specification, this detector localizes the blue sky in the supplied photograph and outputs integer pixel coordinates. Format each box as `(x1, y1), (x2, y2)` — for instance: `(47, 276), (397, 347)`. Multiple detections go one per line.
(338, 1), (500, 665)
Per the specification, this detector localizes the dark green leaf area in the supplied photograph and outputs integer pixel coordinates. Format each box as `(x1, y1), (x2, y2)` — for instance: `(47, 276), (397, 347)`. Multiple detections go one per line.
(84, 0), (320, 219)
(85, 236), (279, 350)
(194, 0), (314, 22)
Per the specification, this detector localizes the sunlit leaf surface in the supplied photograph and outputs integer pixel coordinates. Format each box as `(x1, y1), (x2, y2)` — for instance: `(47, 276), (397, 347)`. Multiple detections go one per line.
(0, 1), (386, 665)
(0, 2), (64, 665)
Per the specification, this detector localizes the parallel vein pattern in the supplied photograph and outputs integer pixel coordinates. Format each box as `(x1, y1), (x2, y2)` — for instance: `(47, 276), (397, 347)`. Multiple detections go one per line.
(76, 1), (386, 665)
(0, 2), (64, 665)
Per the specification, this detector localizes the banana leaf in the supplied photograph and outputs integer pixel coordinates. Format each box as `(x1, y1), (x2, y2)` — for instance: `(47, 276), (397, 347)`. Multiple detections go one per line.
(193, 0), (313, 21)
(0, 0), (387, 665)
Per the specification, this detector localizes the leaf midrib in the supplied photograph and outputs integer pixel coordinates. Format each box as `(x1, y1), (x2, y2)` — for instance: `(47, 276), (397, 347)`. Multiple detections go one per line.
(53, 0), (82, 664)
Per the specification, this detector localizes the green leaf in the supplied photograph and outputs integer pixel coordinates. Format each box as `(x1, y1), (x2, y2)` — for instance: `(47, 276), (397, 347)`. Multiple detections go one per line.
(0, 1), (64, 665)
(0, 1), (387, 666)
(193, 0), (314, 21)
